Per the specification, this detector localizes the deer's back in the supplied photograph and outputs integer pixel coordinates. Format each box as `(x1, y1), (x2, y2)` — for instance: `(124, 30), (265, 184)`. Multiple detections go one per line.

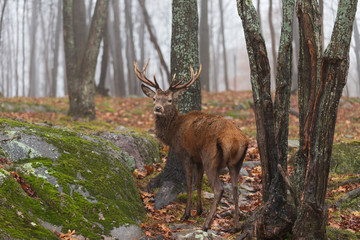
(176, 111), (248, 164)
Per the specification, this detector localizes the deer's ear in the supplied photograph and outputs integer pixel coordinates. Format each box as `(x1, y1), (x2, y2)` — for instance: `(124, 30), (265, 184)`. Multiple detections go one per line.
(172, 88), (186, 99)
(141, 84), (156, 98)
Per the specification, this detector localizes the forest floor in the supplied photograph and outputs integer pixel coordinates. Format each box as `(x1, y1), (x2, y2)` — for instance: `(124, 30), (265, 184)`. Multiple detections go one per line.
(0, 91), (359, 239)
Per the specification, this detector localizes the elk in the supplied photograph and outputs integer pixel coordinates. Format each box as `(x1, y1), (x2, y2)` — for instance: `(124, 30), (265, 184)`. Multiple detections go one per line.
(134, 60), (249, 231)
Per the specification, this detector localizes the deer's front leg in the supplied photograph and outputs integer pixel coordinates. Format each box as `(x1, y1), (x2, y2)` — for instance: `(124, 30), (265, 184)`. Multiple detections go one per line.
(180, 157), (193, 222)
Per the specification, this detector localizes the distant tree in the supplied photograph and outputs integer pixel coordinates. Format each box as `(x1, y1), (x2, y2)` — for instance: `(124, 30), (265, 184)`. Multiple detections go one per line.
(110, 0), (126, 97)
(97, 12), (109, 97)
(50, 0), (62, 97)
(28, 0), (38, 97)
(218, 0), (229, 90)
(269, 0), (277, 79)
(237, 0), (358, 239)
(147, 0), (201, 210)
(199, 0), (210, 91)
(138, 0), (170, 82)
(354, 20), (360, 91)
(0, 0), (7, 46)
(63, 0), (109, 119)
(124, 0), (137, 95)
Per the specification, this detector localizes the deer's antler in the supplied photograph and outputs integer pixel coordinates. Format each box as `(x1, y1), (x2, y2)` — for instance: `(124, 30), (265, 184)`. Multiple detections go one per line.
(169, 65), (202, 90)
(134, 59), (160, 89)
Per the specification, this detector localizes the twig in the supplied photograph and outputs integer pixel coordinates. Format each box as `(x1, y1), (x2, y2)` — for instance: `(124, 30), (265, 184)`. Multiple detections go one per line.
(277, 164), (298, 206)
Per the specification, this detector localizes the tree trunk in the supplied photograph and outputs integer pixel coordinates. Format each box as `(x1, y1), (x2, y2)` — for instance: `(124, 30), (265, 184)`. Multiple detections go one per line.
(124, 0), (137, 95)
(50, 0), (62, 98)
(63, 0), (109, 119)
(28, 0), (38, 97)
(353, 20), (360, 91)
(237, 0), (296, 238)
(138, 0), (170, 83)
(72, 0), (88, 63)
(269, 0), (277, 82)
(199, 0), (210, 91)
(97, 13), (109, 96)
(111, 0), (126, 97)
(237, 0), (358, 238)
(292, 0), (358, 238)
(0, 0), (7, 46)
(218, 0), (229, 91)
(149, 0), (201, 210)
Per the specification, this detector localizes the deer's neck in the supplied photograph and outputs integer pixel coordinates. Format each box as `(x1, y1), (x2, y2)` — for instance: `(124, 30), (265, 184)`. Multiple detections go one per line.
(154, 110), (180, 146)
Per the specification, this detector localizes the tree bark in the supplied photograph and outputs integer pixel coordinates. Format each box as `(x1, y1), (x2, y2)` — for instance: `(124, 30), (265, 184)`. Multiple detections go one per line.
(237, 0), (358, 238)
(353, 20), (360, 91)
(97, 12), (109, 96)
(292, 0), (358, 238)
(124, 0), (137, 95)
(269, 0), (277, 81)
(28, 0), (38, 97)
(199, 0), (210, 91)
(50, 0), (62, 98)
(72, 0), (88, 64)
(237, 0), (296, 238)
(218, 0), (229, 91)
(111, 0), (126, 97)
(149, 0), (201, 210)
(63, 0), (109, 119)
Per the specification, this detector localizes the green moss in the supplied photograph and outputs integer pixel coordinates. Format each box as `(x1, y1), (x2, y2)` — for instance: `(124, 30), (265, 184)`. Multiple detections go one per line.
(0, 119), (147, 239)
(0, 173), (58, 240)
(326, 226), (360, 240)
(225, 110), (251, 120)
(331, 141), (360, 174)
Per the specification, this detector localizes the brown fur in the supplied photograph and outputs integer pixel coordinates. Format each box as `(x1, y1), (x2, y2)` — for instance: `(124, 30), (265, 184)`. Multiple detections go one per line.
(149, 90), (248, 231)
(134, 61), (248, 231)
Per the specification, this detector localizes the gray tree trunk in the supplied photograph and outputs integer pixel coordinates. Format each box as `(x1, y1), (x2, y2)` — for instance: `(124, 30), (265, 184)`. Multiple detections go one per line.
(28, 0), (38, 97)
(63, 0), (109, 119)
(50, 0), (62, 97)
(218, 0), (229, 90)
(199, 0), (210, 91)
(148, 0), (201, 210)
(111, 0), (126, 97)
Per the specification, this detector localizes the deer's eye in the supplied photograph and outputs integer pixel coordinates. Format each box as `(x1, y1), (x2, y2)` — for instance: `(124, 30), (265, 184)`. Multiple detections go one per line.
(168, 99), (172, 103)
(153, 98), (155, 101)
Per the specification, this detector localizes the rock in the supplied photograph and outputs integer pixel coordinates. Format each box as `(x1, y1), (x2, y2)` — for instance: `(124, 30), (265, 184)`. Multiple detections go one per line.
(239, 183), (255, 192)
(154, 181), (179, 210)
(242, 161), (260, 169)
(0, 119), (158, 239)
(109, 225), (143, 240)
(203, 191), (215, 199)
(0, 128), (61, 162)
(288, 139), (300, 148)
(172, 229), (227, 240)
(95, 131), (160, 171)
(240, 168), (249, 177)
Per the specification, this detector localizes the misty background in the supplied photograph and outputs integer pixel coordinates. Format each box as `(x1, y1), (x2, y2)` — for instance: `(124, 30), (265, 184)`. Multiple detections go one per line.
(0, 0), (359, 98)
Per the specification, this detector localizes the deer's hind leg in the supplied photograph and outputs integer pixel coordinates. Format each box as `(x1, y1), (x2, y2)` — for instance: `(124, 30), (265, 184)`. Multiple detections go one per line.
(195, 163), (204, 216)
(228, 163), (242, 231)
(202, 164), (223, 231)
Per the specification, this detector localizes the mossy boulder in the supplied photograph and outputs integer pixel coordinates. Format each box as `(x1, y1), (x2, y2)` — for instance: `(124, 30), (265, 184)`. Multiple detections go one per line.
(331, 141), (360, 174)
(0, 119), (160, 239)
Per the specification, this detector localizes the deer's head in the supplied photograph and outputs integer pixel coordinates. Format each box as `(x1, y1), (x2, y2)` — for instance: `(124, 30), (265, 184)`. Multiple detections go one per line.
(134, 60), (201, 116)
